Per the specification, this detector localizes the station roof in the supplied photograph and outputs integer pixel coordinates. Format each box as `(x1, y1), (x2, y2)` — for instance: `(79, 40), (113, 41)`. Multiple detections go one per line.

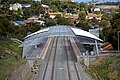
(21, 25), (102, 47)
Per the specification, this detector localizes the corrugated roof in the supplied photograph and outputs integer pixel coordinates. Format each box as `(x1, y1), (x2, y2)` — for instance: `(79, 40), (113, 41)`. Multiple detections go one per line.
(24, 20), (34, 23)
(22, 25), (102, 47)
(71, 28), (102, 41)
(15, 21), (26, 25)
(21, 25), (102, 58)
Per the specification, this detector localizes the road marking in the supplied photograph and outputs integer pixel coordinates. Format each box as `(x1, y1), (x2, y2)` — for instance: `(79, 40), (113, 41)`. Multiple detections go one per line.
(59, 68), (63, 70)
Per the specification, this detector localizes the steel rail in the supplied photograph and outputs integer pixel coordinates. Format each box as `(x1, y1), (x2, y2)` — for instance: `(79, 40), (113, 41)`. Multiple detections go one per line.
(51, 36), (59, 80)
(40, 37), (55, 80)
(64, 36), (71, 80)
(66, 37), (81, 80)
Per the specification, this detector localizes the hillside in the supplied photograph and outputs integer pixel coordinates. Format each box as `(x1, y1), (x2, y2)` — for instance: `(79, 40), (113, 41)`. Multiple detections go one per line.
(0, 39), (25, 80)
(86, 55), (120, 80)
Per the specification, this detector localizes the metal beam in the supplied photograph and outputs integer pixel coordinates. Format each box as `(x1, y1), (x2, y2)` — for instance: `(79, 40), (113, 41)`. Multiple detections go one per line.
(95, 40), (99, 56)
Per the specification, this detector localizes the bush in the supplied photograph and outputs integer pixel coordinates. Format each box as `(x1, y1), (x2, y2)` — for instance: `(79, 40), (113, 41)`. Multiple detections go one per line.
(87, 55), (120, 80)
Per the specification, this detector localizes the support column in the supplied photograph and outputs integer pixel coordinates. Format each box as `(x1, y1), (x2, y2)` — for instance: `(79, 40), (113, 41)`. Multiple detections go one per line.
(95, 40), (99, 56)
(22, 46), (26, 58)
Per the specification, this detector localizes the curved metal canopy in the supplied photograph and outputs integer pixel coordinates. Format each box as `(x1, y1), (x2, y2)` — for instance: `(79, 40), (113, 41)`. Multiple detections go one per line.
(21, 25), (102, 47)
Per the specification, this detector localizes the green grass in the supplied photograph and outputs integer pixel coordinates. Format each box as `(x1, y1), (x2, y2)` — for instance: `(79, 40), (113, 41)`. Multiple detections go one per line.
(0, 39), (23, 80)
(86, 55), (120, 80)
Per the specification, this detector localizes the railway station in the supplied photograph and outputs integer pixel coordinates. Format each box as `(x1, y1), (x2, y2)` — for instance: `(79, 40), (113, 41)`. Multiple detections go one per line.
(20, 25), (102, 80)
(21, 25), (102, 59)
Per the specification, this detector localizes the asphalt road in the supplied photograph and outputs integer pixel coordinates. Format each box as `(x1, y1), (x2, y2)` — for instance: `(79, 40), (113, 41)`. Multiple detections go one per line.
(34, 36), (91, 80)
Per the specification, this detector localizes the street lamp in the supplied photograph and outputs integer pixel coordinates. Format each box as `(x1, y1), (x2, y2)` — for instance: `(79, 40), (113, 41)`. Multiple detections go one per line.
(118, 31), (120, 53)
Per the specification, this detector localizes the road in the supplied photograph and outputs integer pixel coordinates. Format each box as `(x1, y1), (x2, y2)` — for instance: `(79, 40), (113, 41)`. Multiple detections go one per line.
(35, 36), (91, 80)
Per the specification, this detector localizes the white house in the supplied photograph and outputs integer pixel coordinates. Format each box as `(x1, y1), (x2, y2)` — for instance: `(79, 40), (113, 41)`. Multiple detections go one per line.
(9, 3), (23, 11)
(20, 3), (31, 8)
(48, 12), (63, 19)
(34, 20), (45, 25)
(94, 7), (101, 12)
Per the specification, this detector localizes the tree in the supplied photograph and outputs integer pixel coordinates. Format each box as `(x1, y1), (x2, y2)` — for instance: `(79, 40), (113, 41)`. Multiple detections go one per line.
(102, 13), (112, 21)
(0, 17), (15, 37)
(22, 2), (45, 18)
(76, 11), (91, 31)
(79, 2), (86, 11)
(101, 8), (120, 49)
(55, 14), (72, 25)
(45, 18), (57, 27)
(78, 11), (86, 20)
(100, 20), (110, 28)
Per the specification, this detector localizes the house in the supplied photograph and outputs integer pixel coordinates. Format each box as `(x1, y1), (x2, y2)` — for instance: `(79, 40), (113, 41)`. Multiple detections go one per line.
(93, 7), (101, 12)
(48, 12), (63, 19)
(11, 21), (26, 26)
(102, 9), (112, 13)
(0, 14), (11, 17)
(9, 3), (23, 11)
(24, 19), (45, 25)
(87, 13), (102, 20)
(65, 15), (78, 20)
(41, 4), (49, 13)
(96, 5), (119, 10)
(34, 20), (45, 25)
(65, 15), (78, 25)
(28, 17), (39, 21)
(24, 20), (34, 23)
(20, 2), (31, 8)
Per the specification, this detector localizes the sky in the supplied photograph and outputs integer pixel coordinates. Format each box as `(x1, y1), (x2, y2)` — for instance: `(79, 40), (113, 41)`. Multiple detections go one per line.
(73, 0), (119, 3)
(34, 0), (119, 3)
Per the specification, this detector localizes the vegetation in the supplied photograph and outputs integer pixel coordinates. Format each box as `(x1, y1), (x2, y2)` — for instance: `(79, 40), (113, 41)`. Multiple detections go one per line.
(76, 11), (91, 31)
(87, 55), (120, 80)
(100, 8), (120, 49)
(23, 2), (45, 19)
(0, 39), (23, 80)
(0, 17), (14, 37)
(1, 0), (32, 4)
(0, 0), (120, 79)
(0, 17), (44, 39)
(41, 0), (87, 13)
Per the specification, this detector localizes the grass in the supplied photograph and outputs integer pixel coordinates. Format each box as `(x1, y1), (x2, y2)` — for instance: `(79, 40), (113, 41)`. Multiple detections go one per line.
(86, 55), (120, 80)
(0, 39), (23, 80)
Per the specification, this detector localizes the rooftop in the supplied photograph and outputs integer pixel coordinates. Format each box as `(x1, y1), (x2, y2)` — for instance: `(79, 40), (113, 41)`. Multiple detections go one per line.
(88, 13), (102, 17)
(65, 15), (78, 19)
(15, 21), (26, 25)
(0, 14), (11, 17)
(21, 25), (102, 47)
(48, 12), (63, 15)
(24, 20), (34, 23)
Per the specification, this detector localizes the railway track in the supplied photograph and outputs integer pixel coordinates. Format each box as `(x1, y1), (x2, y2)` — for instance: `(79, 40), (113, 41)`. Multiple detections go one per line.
(64, 36), (71, 80)
(35, 36), (83, 80)
(51, 36), (59, 80)
(64, 37), (81, 80)
(40, 37), (59, 80)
